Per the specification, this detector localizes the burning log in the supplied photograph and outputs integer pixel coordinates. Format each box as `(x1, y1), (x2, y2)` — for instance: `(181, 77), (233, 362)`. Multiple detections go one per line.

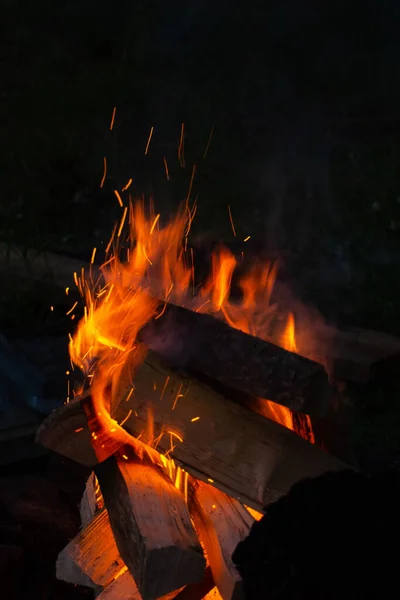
(36, 353), (348, 510)
(94, 456), (206, 600)
(56, 508), (124, 588)
(58, 472), (214, 600)
(36, 397), (98, 467)
(140, 304), (333, 415)
(6, 242), (400, 387)
(96, 570), (140, 600)
(189, 479), (254, 600)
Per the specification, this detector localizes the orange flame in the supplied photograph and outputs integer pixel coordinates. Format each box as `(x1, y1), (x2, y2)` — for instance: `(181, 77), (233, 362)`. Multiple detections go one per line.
(69, 199), (312, 460)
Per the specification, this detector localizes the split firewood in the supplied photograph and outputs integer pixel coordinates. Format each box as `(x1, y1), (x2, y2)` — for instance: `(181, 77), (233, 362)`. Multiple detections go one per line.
(189, 479), (254, 600)
(94, 456), (206, 600)
(56, 508), (125, 588)
(36, 396), (98, 467)
(139, 303), (333, 415)
(96, 570), (140, 600)
(36, 353), (348, 510)
(96, 567), (215, 600)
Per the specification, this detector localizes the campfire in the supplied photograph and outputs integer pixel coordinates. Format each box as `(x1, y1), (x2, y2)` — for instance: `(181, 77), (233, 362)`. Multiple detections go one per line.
(36, 200), (347, 600)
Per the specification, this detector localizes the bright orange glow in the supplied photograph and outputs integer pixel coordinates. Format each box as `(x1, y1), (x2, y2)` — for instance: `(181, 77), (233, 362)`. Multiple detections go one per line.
(121, 178), (132, 192)
(257, 397), (294, 430)
(114, 190), (124, 208)
(244, 505), (264, 521)
(145, 126), (154, 155)
(100, 157), (107, 188)
(282, 312), (297, 353)
(109, 106), (116, 131)
(163, 156), (170, 180)
(69, 199), (313, 469)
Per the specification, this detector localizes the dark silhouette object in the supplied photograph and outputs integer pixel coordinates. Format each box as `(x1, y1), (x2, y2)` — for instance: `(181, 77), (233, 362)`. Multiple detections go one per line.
(233, 469), (400, 599)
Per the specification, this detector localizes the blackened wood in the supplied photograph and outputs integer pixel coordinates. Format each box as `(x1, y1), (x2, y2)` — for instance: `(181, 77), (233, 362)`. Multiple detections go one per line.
(140, 303), (333, 415)
(173, 567), (215, 600)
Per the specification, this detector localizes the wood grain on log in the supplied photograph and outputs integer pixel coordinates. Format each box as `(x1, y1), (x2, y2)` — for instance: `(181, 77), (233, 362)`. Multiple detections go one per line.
(95, 457), (206, 600)
(140, 304), (332, 415)
(36, 398), (97, 467)
(96, 570), (140, 600)
(37, 353), (348, 510)
(189, 480), (254, 600)
(80, 472), (102, 527)
(56, 508), (124, 588)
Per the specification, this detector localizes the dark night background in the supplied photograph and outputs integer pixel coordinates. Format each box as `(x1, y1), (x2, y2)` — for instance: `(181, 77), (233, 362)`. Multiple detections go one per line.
(0, 2), (400, 597)
(1, 0), (400, 332)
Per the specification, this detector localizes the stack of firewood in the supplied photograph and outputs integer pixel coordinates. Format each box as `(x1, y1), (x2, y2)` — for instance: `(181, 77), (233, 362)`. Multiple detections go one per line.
(36, 307), (352, 599)
(56, 466), (256, 600)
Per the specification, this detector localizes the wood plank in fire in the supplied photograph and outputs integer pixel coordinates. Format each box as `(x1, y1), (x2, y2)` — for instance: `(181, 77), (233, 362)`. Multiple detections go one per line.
(189, 479), (254, 600)
(56, 508), (125, 588)
(139, 303), (333, 415)
(36, 353), (348, 510)
(94, 456), (206, 600)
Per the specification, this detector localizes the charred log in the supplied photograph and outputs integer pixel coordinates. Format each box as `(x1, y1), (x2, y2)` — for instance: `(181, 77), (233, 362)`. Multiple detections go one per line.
(140, 303), (333, 415)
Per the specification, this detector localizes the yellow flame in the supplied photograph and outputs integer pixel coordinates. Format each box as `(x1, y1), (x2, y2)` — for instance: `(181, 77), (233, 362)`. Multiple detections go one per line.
(70, 199), (313, 472)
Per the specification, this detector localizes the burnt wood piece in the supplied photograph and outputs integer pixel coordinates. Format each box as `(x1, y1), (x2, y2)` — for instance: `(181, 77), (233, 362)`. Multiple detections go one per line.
(36, 353), (348, 511)
(95, 457), (206, 600)
(189, 479), (254, 600)
(172, 567), (215, 600)
(56, 508), (124, 588)
(140, 303), (333, 415)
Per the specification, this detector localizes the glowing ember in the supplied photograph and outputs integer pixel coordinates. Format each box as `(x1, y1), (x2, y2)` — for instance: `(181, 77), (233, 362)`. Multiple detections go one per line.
(69, 199), (313, 461)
